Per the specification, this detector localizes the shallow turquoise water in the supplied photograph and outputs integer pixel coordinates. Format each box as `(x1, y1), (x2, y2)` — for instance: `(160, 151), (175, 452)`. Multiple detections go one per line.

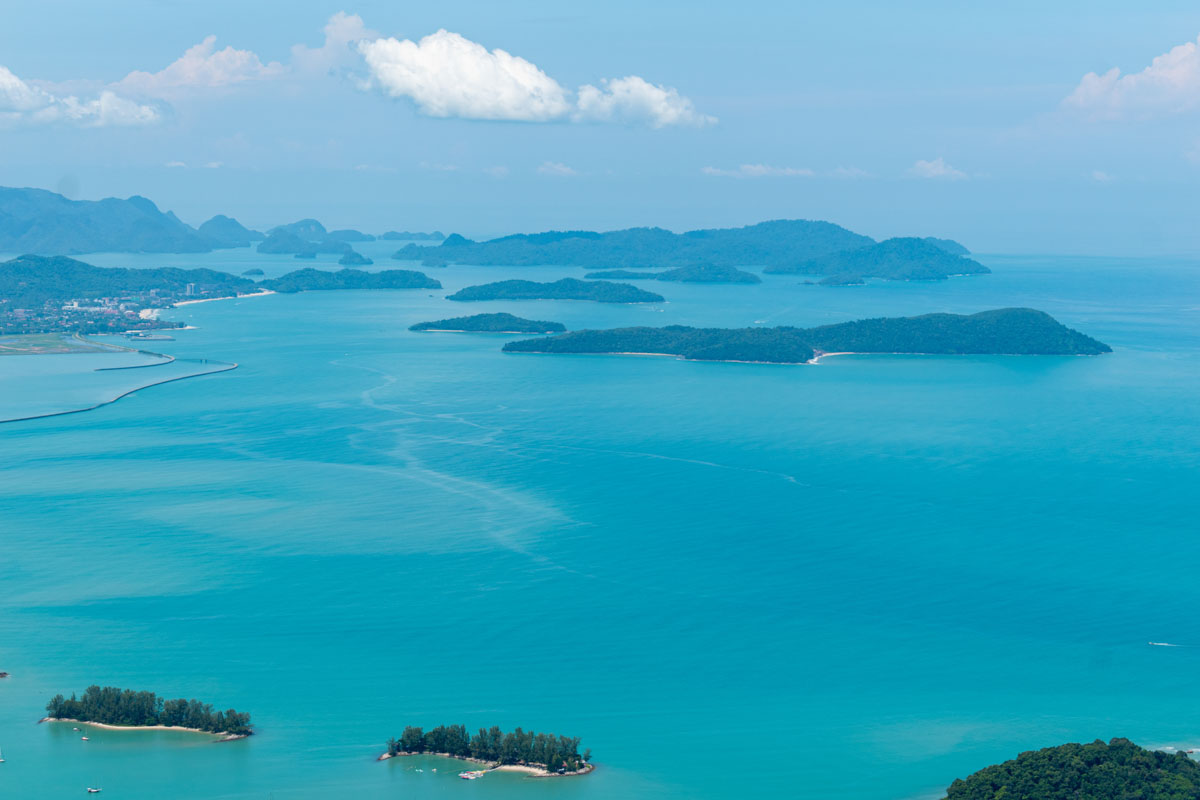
(1, 245), (1198, 799)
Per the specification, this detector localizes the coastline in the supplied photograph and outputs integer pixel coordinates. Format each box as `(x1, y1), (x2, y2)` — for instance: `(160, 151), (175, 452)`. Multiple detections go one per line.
(416, 328), (564, 334)
(40, 718), (249, 741)
(378, 751), (594, 777)
(173, 289), (275, 307)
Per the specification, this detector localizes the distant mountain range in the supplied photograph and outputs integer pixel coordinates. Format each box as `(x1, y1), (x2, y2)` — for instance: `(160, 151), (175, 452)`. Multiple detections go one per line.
(392, 220), (982, 283)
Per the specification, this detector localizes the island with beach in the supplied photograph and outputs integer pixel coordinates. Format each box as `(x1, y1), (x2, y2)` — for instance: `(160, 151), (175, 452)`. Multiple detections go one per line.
(381, 724), (592, 777)
(409, 313), (566, 333)
(501, 308), (1111, 364)
(43, 685), (252, 739)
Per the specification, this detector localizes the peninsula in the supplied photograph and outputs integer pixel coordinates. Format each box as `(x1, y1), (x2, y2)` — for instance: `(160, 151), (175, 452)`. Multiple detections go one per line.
(944, 738), (1200, 799)
(583, 264), (762, 283)
(382, 724), (592, 776)
(501, 308), (1111, 363)
(409, 313), (566, 333)
(44, 685), (252, 739)
(448, 278), (663, 304)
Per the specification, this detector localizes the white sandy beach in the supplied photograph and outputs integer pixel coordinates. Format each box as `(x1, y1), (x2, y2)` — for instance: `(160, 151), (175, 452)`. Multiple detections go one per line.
(173, 290), (276, 307)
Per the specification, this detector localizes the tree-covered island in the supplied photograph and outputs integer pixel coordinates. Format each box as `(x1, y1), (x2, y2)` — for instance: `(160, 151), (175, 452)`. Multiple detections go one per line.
(448, 278), (663, 304)
(501, 308), (1111, 364)
(260, 268), (440, 292)
(944, 738), (1200, 800)
(383, 724), (592, 776)
(584, 264), (761, 283)
(44, 685), (252, 738)
(409, 313), (566, 333)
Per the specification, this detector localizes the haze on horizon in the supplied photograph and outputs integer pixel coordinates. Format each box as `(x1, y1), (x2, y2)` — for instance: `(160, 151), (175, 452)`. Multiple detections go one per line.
(3, 0), (1200, 254)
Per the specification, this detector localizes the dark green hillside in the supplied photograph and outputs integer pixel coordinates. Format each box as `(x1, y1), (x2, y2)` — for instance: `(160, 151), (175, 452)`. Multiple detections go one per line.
(448, 278), (663, 303)
(410, 313), (565, 333)
(766, 237), (989, 283)
(263, 268), (440, 293)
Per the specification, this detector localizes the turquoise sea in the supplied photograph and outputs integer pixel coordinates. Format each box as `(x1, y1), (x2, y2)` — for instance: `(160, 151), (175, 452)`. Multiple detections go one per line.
(1, 241), (1198, 799)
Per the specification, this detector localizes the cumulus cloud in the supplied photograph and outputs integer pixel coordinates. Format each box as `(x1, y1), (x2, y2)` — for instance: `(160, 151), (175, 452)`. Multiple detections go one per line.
(907, 157), (967, 180)
(576, 76), (715, 127)
(292, 12), (378, 73)
(538, 161), (577, 176)
(484, 165), (510, 178)
(120, 35), (284, 95)
(702, 164), (812, 178)
(165, 160), (188, 168)
(359, 30), (571, 121)
(1064, 34), (1200, 119)
(0, 65), (158, 127)
(357, 29), (710, 127)
(830, 166), (872, 179)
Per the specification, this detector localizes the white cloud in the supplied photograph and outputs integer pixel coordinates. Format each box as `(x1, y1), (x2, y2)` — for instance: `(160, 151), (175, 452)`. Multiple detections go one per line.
(358, 29), (571, 121)
(419, 161), (459, 172)
(1091, 169), (1114, 182)
(0, 65), (158, 127)
(907, 157), (967, 180)
(120, 35), (284, 95)
(484, 165), (510, 178)
(538, 161), (577, 176)
(357, 29), (710, 127)
(292, 12), (378, 73)
(830, 166), (871, 179)
(576, 76), (715, 128)
(204, 161), (223, 169)
(702, 164), (812, 178)
(165, 160), (187, 168)
(1064, 34), (1200, 119)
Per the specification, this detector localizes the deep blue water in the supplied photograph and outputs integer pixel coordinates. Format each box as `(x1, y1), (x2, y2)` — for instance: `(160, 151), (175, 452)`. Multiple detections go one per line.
(0, 244), (1198, 799)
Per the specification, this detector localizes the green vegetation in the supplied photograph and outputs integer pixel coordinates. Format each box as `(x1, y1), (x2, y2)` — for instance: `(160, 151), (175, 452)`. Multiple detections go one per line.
(327, 229), (375, 242)
(584, 264), (761, 283)
(338, 251), (374, 266)
(242, 268), (265, 276)
(924, 236), (970, 256)
(45, 686), (252, 736)
(386, 724), (590, 773)
(0, 333), (107, 355)
(0, 187), (217, 254)
(944, 738), (1200, 800)
(198, 215), (263, 248)
(257, 230), (350, 256)
(393, 220), (873, 269)
(409, 313), (566, 333)
(384, 230), (445, 241)
(263, 268), (440, 293)
(448, 278), (663, 303)
(502, 309), (1111, 363)
(765, 237), (989, 284)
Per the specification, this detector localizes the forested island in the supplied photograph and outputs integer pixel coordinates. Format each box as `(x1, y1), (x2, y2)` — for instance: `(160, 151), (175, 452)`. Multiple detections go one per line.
(410, 313), (566, 333)
(765, 237), (989, 284)
(448, 278), (663, 304)
(383, 724), (592, 775)
(338, 251), (374, 266)
(583, 264), (762, 284)
(198, 215), (264, 248)
(390, 219), (978, 283)
(383, 230), (445, 241)
(263, 268), (440, 293)
(502, 309), (1111, 363)
(944, 739), (1200, 800)
(44, 685), (252, 738)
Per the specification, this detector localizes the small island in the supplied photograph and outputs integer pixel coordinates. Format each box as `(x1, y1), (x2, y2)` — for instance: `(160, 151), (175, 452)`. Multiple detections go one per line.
(383, 230), (445, 241)
(43, 685), (252, 739)
(584, 264), (761, 284)
(501, 308), (1111, 364)
(448, 278), (663, 304)
(765, 237), (989, 284)
(944, 738), (1200, 799)
(241, 268), (265, 276)
(338, 251), (374, 267)
(381, 724), (592, 777)
(263, 268), (441, 293)
(410, 313), (566, 333)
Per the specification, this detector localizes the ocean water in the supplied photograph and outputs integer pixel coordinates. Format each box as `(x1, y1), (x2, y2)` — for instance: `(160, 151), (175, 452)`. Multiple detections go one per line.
(0, 243), (1198, 799)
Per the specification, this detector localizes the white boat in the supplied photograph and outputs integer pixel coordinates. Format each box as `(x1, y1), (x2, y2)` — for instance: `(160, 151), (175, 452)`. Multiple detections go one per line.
(80, 736), (89, 741)
(459, 770), (486, 780)
(87, 789), (102, 794)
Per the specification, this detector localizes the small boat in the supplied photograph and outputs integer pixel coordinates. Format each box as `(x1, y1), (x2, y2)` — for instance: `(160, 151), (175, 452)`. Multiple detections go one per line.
(87, 789), (102, 794)
(459, 770), (486, 780)
(80, 736), (89, 741)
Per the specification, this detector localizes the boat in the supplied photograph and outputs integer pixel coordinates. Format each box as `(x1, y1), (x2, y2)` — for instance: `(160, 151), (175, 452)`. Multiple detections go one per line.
(87, 788), (102, 794)
(80, 736), (89, 741)
(1, 745), (5, 762)
(459, 770), (486, 780)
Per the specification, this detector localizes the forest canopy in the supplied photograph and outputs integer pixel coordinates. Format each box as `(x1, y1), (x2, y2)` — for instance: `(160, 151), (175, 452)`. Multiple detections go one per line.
(45, 685), (252, 736)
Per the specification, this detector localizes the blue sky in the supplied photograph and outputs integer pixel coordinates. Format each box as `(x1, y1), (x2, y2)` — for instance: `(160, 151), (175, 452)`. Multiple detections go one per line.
(3, 1), (1200, 253)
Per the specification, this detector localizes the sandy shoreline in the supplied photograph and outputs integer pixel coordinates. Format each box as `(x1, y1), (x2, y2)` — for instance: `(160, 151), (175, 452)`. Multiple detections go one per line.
(378, 750), (594, 777)
(173, 290), (275, 307)
(41, 717), (249, 740)
(418, 329), (563, 334)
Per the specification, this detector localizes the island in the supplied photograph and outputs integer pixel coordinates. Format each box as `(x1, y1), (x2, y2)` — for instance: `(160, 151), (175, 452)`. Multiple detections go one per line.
(501, 309), (1111, 363)
(390, 219), (979, 284)
(583, 264), (761, 283)
(43, 685), (252, 739)
(257, 229), (350, 256)
(198, 215), (264, 248)
(263, 268), (440, 293)
(448, 278), (664, 304)
(764, 237), (989, 284)
(382, 724), (592, 776)
(338, 251), (374, 267)
(241, 268), (265, 276)
(326, 228), (376, 242)
(944, 738), (1200, 799)
(410, 313), (566, 333)
(383, 230), (445, 241)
